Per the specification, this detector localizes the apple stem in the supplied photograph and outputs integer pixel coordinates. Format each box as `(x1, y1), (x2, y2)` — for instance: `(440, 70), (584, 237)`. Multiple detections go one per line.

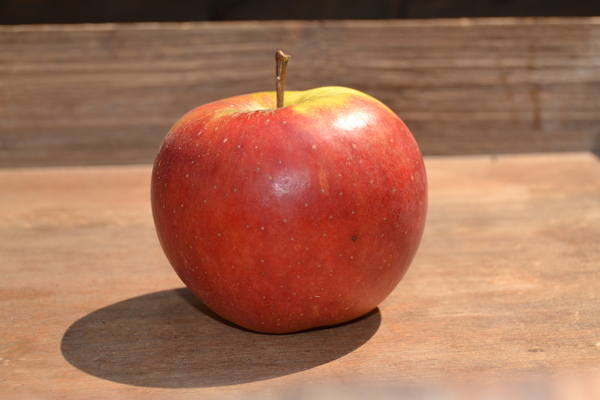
(276, 50), (291, 108)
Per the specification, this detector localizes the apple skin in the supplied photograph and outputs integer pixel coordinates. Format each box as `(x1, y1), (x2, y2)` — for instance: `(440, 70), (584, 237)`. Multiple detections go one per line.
(151, 86), (427, 334)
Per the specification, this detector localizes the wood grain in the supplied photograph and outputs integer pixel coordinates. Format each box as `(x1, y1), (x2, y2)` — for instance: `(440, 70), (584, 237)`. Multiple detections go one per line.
(1, 153), (599, 399)
(1, 18), (600, 167)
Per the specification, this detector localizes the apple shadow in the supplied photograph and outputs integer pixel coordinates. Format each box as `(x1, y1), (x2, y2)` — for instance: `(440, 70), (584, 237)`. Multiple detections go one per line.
(61, 288), (381, 388)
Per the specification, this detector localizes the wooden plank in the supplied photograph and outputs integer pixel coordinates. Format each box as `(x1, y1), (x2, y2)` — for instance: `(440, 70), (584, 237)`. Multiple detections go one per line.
(1, 153), (599, 398)
(1, 18), (600, 167)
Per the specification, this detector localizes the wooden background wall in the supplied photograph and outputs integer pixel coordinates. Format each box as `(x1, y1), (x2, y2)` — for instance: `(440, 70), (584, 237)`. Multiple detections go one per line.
(1, 17), (600, 167)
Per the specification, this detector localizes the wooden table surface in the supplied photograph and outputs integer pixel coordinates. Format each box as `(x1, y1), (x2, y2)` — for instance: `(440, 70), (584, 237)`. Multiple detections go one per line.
(1, 152), (599, 399)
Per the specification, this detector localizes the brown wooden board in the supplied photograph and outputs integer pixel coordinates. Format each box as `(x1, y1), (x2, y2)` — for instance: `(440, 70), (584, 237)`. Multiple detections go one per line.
(1, 152), (599, 398)
(1, 18), (600, 167)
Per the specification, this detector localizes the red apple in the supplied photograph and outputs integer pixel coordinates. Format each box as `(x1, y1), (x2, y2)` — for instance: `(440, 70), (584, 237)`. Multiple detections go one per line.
(151, 55), (427, 334)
